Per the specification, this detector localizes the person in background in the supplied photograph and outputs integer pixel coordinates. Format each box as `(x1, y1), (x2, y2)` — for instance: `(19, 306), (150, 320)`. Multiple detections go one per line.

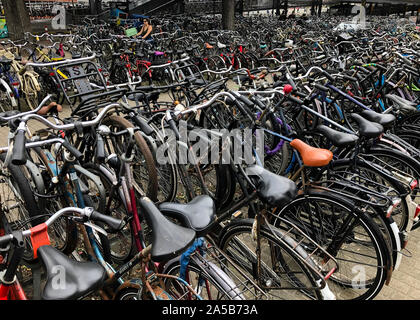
(136, 18), (153, 43)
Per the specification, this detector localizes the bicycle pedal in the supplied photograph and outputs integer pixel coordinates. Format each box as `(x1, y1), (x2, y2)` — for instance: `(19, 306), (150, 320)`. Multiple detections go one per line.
(231, 210), (242, 219)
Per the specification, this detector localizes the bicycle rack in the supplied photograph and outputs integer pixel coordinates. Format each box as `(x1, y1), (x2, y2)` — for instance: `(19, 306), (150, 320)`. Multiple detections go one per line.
(309, 173), (395, 210)
(188, 236), (269, 300)
(360, 153), (418, 199)
(52, 60), (127, 117)
(173, 63), (207, 89)
(265, 214), (339, 294)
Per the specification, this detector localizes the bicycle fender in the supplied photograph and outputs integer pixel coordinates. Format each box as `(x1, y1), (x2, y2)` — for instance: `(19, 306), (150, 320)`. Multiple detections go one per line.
(0, 78), (17, 107)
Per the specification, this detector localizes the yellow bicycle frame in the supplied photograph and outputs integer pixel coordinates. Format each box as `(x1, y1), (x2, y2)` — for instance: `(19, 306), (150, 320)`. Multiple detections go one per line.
(35, 47), (68, 79)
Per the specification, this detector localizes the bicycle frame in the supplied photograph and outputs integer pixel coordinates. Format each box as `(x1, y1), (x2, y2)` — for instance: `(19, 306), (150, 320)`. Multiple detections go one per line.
(0, 214), (27, 300)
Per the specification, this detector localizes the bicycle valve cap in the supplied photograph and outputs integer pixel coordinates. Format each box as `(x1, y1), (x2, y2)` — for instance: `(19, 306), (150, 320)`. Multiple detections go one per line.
(283, 84), (293, 95)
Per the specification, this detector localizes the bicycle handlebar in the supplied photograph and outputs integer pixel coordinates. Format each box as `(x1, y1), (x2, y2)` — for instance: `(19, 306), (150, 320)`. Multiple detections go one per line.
(0, 94), (53, 121)
(0, 207), (124, 247)
(23, 103), (120, 130)
(19, 54), (97, 75)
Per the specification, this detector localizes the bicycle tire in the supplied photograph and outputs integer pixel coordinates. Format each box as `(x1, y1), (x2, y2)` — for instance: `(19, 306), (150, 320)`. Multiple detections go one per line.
(82, 163), (136, 264)
(26, 147), (79, 259)
(272, 192), (390, 300)
(218, 218), (323, 300)
(362, 148), (420, 230)
(0, 154), (42, 262)
(163, 259), (244, 300)
(102, 115), (159, 202)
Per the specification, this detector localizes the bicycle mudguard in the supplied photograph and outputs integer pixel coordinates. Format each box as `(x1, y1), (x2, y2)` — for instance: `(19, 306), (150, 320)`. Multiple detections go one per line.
(74, 164), (107, 212)
(113, 279), (142, 300)
(378, 133), (420, 159)
(330, 157), (412, 197)
(369, 146), (420, 178)
(0, 78), (17, 107)
(191, 254), (245, 300)
(25, 72), (41, 91)
(24, 159), (46, 224)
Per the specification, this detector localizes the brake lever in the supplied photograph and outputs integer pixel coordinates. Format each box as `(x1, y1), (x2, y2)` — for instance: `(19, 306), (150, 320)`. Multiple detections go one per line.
(83, 222), (108, 236)
(2, 133), (15, 170)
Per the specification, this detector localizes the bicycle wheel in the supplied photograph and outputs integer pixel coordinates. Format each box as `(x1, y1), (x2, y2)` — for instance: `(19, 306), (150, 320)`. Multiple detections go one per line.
(143, 119), (178, 204)
(359, 149), (419, 231)
(102, 115), (158, 202)
(273, 192), (390, 300)
(26, 148), (79, 260)
(23, 75), (39, 111)
(82, 163), (135, 264)
(219, 218), (322, 300)
(0, 84), (15, 112)
(163, 260), (241, 300)
(0, 155), (40, 262)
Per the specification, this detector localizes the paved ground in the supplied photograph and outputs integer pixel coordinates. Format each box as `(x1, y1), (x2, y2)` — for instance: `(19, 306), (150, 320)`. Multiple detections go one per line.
(376, 227), (420, 300)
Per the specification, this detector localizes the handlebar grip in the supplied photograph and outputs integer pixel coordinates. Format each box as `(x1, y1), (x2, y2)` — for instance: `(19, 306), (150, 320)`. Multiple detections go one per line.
(272, 81), (282, 88)
(11, 129), (27, 165)
(62, 140), (83, 160)
(167, 117), (180, 140)
(314, 83), (330, 92)
(132, 115), (154, 136)
(404, 65), (418, 73)
(323, 71), (335, 82)
(95, 134), (106, 163)
(287, 95), (304, 105)
(400, 56), (412, 65)
(236, 94), (255, 108)
(249, 95), (266, 110)
(294, 91), (308, 98)
(0, 234), (12, 247)
(286, 73), (297, 90)
(90, 210), (124, 232)
(341, 74), (358, 82)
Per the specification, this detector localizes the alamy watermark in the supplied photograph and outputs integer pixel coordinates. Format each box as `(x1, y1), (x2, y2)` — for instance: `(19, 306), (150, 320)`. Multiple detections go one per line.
(352, 5), (366, 29)
(352, 265), (367, 290)
(51, 5), (66, 30)
(51, 265), (66, 290)
(155, 121), (266, 166)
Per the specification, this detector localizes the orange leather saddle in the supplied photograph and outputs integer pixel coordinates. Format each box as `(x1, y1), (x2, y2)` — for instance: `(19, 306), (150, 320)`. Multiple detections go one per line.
(290, 139), (333, 167)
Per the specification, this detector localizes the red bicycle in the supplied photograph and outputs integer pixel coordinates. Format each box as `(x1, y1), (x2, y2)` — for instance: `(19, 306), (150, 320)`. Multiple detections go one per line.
(0, 207), (123, 300)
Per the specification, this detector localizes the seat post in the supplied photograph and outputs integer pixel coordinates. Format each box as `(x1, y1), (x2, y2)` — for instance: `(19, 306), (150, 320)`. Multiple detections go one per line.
(32, 263), (43, 300)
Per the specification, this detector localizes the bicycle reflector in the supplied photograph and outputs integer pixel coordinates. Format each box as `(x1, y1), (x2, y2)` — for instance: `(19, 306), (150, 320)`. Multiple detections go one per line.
(386, 198), (401, 218)
(283, 84), (293, 95)
(415, 204), (420, 219)
(410, 179), (418, 191)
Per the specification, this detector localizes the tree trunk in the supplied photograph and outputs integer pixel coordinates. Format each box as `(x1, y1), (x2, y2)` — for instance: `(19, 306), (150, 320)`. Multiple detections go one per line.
(222, 0), (235, 30)
(89, 0), (96, 15)
(96, 0), (103, 14)
(275, 0), (280, 16)
(2, 0), (31, 40)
